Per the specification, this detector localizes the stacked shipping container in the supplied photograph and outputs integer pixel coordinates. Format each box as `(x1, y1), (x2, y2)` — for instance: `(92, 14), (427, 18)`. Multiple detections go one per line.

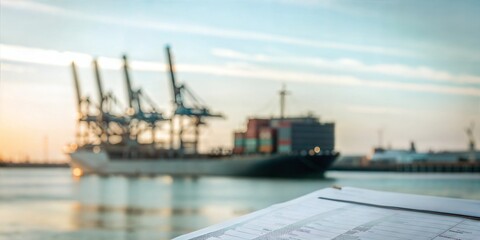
(244, 119), (270, 153)
(259, 127), (276, 153)
(233, 132), (245, 154)
(234, 117), (334, 155)
(277, 121), (292, 153)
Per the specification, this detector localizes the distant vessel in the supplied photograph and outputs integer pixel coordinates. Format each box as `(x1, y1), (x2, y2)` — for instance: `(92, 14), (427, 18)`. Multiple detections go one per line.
(67, 46), (338, 178)
(369, 142), (428, 164)
(369, 125), (479, 165)
(333, 134), (480, 172)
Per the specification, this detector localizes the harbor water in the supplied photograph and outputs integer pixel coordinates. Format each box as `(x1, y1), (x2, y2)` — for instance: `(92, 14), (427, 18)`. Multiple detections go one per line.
(1, 168), (479, 240)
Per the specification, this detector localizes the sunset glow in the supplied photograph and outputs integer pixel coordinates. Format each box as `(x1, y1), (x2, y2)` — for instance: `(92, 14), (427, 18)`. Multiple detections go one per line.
(0, 0), (478, 162)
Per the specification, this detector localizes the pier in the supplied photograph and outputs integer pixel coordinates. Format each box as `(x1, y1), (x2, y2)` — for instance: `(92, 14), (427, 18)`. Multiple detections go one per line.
(330, 162), (480, 173)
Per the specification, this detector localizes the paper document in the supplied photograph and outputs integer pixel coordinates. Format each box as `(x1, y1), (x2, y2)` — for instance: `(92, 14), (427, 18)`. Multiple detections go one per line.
(318, 187), (480, 218)
(174, 187), (480, 240)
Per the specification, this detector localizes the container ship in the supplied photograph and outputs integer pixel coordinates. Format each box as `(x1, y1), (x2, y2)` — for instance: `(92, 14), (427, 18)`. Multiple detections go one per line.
(66, 46), (338, 178)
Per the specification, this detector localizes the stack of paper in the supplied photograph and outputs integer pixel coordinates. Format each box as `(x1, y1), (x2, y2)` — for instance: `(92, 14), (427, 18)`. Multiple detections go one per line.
(174, 187), (480, 240)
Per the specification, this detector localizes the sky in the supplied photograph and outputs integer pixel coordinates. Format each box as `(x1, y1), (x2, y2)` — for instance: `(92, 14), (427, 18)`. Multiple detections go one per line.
(0, 0), (479, 161)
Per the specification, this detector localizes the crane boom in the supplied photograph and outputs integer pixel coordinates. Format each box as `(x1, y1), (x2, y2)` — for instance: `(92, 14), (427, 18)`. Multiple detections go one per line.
(93, 59), (104, 110)
(166, 45), (183, 107)
(122, 55), (134, 109)
(71, 62), (82, 112)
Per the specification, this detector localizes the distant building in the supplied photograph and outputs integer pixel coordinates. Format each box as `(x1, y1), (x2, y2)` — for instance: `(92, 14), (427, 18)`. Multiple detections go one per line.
(426, 151), (480, 163)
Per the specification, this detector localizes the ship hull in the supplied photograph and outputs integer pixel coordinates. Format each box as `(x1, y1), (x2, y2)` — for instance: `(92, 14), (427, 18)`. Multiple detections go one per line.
(69, 150), (338, 178)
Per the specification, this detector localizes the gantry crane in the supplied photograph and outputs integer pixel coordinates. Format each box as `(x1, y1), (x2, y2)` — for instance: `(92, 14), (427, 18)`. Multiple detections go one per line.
(122, 55), (167, 146)
(92, 58), (130, 145)
(165, 45), (223, 154)
(122, 55), (165, 124)
(71, 62), (102, 146)
(71, 48), (221, 157)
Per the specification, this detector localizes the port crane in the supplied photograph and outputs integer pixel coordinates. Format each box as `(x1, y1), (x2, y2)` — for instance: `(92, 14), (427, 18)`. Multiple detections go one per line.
(165, 45), (223, 154)
(72, 56), (168, 152)
(121, 55), (168, 147)
(122, 55), (165, 123)
(70, 46), (222, 157)
(72, 59), (133, 147)
(92, 59), (130, 144)
(71, 62), (104, 146)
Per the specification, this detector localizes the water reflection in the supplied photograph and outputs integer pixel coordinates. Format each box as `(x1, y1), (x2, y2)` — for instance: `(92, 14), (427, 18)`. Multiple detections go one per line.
(68, 172), (480, 240)
(72, 175), (249, 240)
(76, 175), (173, 211)
(73, 175), (173, 239)
(1, 169), (479, 240)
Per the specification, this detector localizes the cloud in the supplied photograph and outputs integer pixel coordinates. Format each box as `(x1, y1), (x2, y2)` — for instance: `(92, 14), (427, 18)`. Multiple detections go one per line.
(0, 44), (93, 67)
(1, 44), (479, 97)
(0, 0), (63, 14)
(185, 63), (479, 96)
(0, 0), (414, 57)
(0, 62), (32, 73)
(212, 48), (480, 85)
(0, 44), (164, 71)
